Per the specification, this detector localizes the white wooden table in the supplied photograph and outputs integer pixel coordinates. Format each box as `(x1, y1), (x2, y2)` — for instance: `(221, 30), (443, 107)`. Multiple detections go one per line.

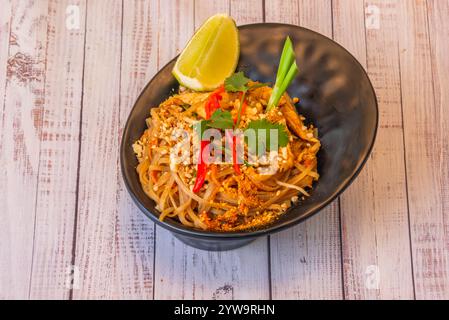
(0, 0), (448, 300)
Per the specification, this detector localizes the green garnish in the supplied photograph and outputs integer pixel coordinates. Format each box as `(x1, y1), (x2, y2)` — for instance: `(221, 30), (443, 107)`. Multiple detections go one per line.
(224, 71), (289, 155)
(244, 118), (289, 154)
(225, 71), (250, 92)
(225, 71), (269, 92)
(193, 118), (210, 139)
(194, 109), (234, 139)
(208, 109), (234, 129)
(243, 160), (253, 167)
(225, 72), (249, 126)
(267, 36), (298, 111)
(225, 72), (269, 126)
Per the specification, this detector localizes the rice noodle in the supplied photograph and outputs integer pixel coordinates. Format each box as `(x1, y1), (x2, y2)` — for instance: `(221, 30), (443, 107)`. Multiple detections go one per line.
(133, 86), (321, 231)
(276, 180), (310, 196)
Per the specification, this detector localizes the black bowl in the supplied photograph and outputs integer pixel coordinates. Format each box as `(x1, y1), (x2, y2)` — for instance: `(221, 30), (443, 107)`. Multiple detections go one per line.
(120, 23), (378, 251)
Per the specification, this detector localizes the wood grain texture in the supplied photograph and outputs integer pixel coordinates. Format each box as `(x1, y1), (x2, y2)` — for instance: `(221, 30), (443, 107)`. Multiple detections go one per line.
(0, 0), (12, 299)
(425, 0), (449, 299)
(266, 0), (343, 300)
(362, 0), (414, 299)
(298, 0), (332, 32)
(1, 0), (449, 300)
(72, 0), (157, 300)
(0, 1), (11, 116)
(157, 0), (195, 67)
(363, 0), (415, 299)
(230, 0), (263, 24)
(398, 0), (449, 299)
(28, 0), (87, 299)
(264, 0), (298, 24)
(0, 0), (49, 299)
(334, 0), (414, 299)
(116, 0), (159, 300)
(194, 0), (230, 27)
(153, 0), (270, 300)
(71, 0), (124, 299)
(0, 1), (11, 185)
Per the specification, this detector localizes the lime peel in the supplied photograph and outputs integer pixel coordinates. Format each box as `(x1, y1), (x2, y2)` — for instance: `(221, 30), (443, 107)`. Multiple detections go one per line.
(172, 14), (239, 91)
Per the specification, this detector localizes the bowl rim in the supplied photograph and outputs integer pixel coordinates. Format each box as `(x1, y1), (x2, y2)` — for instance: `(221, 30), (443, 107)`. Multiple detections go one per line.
(120, 22), (379, 240)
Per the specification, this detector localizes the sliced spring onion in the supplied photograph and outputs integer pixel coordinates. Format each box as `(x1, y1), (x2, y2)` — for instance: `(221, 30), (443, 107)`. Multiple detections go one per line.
(267, 36), (299, 111)
(275, 37), (294, 85)
(277, 61), (298, 100)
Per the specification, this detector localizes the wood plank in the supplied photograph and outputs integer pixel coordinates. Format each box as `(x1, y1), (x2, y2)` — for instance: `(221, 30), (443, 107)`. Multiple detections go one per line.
(266, 0), (343, 300)
(0, 0), (11, 190)
(28, 0), (87, 299)
(399, 0), (449, 299)
(0, 0), (13, 300)
(334, 0), (414, 299)
(115, 0), (161, 299)
(230, 0), (263, 24)
(424, 0), (449, 299)
(73, 0), (157, 300)
(157, 0), (195, 67)
(194, 0), (230, 27)
(71, 0), (124, 299)
(0, 0), (49, 300)
(0, 1), (11, 118)
(361, 0), (414, 299)
(298, 0), (332, 32)
(264, 0), (298, 24)
(153, 0), (270, 300)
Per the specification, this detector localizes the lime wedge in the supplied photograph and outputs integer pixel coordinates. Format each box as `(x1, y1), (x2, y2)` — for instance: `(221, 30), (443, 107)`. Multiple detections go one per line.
(172, 14), (239, 91)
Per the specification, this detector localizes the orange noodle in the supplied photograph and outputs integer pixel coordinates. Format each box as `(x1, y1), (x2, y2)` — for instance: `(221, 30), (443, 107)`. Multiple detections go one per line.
(133, 83), (320, 231)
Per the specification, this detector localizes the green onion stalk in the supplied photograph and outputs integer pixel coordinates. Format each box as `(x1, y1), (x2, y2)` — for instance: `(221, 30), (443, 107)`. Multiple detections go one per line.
(267, 36), (299, 112)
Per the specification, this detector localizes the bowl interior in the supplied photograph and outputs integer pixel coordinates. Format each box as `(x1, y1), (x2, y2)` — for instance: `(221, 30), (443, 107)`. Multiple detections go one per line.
(121, 24), (378, 238)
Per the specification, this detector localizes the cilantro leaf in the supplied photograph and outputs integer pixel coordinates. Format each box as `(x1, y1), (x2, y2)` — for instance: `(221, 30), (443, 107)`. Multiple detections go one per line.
(225, 72), (250, 92)
(193, 120), (209, 140)
(225, 72), (270, 127)
(225, 72), (269, 93)
(243, 160), (253, 167)
(207, 109), (234, 129)
(193, 110), (234, 140)
(244, 119), (289, 154)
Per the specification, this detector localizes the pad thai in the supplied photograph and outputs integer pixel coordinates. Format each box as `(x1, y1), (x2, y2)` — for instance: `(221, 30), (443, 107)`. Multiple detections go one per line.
(133, 36), (320, 231)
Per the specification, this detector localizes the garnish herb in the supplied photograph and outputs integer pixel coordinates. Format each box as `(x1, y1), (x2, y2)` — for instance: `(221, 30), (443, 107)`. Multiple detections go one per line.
(224, 72), (250, 92)
(225, 72), (269, 126)
(243, 160), (253, 167)
(193, 110), (234, 138)
(208, 109), (234, 129)
(192, 63), (292, 193)
(225, 72), (250, 127)
(244, 118), (289, 154)
(267, 36), (298, 111)
(225, 72), (269, 93)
